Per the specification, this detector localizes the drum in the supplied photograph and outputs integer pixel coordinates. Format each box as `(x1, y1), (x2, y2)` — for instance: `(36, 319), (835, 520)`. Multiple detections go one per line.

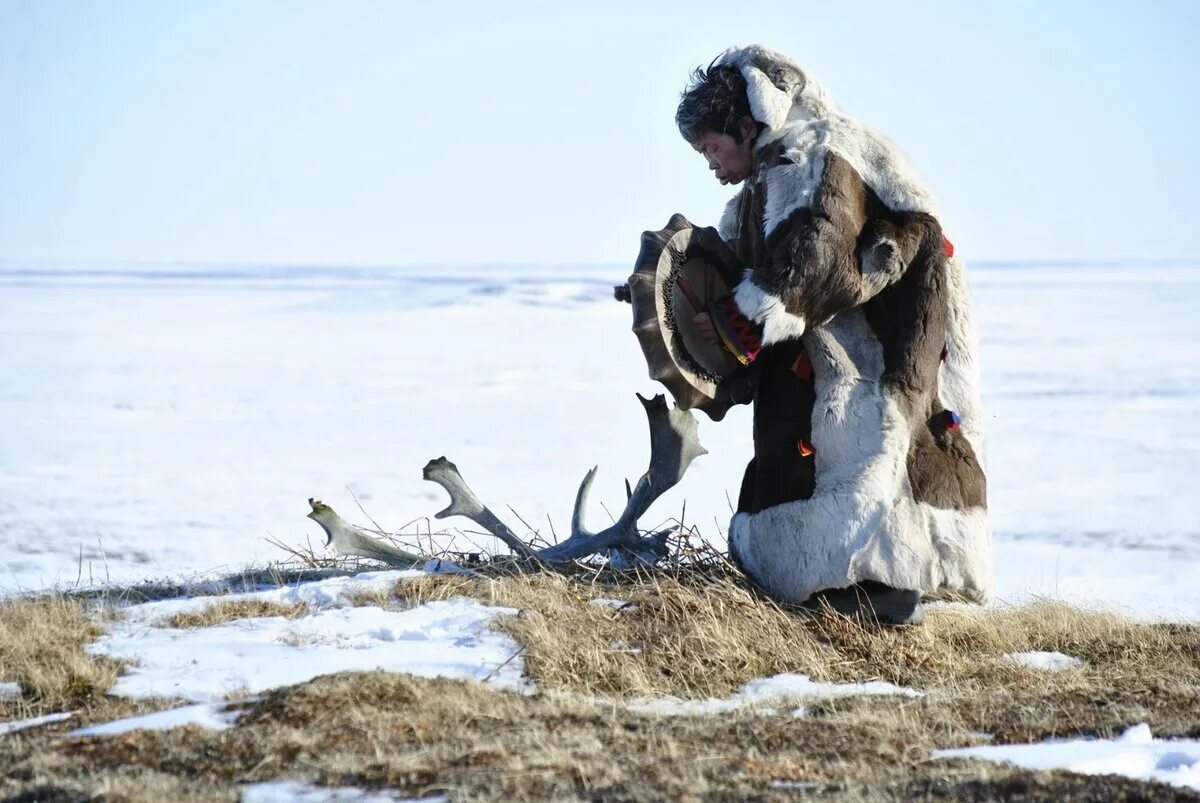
(618, 214), (748, 422)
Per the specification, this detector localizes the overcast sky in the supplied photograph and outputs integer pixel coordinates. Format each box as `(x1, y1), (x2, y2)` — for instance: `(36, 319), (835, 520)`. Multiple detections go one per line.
(2, 0), (1198, 266)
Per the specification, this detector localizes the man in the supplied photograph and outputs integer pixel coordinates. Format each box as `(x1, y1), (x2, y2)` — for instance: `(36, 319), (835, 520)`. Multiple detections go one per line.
(676, 46), (990, 624)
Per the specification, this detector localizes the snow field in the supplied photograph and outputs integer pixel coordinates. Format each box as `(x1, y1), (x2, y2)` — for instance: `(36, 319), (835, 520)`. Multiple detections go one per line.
(1, 264), (1198, 619)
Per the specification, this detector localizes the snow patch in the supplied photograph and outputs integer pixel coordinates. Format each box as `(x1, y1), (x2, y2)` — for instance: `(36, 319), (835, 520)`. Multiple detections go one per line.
(241, 780), (446, 802)
(70, 702), (244, 736)
(936, 723), (1200, 791)
(91, 574), (528, 702)
(0, 682), (20, 699)
(628, 672), (921, 716)
(117, 569), (421, 626)
(93, 599), (527, 702)
(419, 559), (472, 575)
(589, 598), (634, 611)
(0, 711), (74, 735)
(1006, 651), (1083, 671)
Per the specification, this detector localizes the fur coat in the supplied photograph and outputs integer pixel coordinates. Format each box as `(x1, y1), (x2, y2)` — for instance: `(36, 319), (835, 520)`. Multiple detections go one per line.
(718, 45), (991, 604)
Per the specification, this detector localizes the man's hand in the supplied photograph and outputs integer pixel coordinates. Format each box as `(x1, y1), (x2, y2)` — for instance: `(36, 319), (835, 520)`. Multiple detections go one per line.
(693, 311), (720, 346)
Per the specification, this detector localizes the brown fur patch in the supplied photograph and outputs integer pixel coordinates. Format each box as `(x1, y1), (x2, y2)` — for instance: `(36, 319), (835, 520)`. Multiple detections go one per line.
(856, 191), (986, 511)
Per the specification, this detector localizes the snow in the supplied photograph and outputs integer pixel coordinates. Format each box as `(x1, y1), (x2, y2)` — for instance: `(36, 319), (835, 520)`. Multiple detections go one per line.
(0, 682), (20, 699)
(628, 672), (921, 716)
(0, 262), (1197, 620)
(92, 582), (528, 702)
(0, 712), (74, 735)
(937, 723), (1200, 791)
(241, 781), (446, 803)
(70, 702), (243, 736)
(1006, 651), (1083, 670)
(115, 569), (421, 626)
(589, 597), (633, 610)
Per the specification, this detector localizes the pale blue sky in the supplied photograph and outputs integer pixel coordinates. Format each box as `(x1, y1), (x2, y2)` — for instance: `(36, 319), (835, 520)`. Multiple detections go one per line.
(2, 0), (1197, 266)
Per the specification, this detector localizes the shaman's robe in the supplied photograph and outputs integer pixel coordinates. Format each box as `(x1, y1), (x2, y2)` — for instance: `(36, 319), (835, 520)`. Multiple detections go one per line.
(718, 45), (991, 604)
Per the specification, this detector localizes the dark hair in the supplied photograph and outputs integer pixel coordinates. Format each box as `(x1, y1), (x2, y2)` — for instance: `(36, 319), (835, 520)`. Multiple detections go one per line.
(675, 59), (758, 145)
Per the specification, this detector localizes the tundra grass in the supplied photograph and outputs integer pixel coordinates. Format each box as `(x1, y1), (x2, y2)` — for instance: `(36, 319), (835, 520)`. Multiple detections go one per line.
(1, 569), (1197, 802)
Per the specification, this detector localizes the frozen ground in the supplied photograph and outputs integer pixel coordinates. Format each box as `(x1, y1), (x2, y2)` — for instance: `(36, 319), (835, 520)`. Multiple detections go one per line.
(1, 261), (1197, 617)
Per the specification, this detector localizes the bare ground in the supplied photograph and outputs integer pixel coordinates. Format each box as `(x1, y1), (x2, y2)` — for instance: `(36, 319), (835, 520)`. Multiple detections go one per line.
(1, 568), (1198, 802)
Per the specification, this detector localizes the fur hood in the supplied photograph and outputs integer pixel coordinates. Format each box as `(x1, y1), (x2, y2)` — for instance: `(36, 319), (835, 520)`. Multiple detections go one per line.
(716, 44), (837, 132)
(717, 45), (940, 216)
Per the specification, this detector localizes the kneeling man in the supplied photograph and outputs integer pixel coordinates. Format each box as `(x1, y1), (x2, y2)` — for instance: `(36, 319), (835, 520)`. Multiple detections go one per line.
(677, 46), (990, 624)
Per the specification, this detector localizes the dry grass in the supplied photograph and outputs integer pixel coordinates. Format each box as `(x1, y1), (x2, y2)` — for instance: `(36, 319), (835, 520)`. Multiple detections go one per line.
(163, 600), (308, 629)
(0, 594), (184, 800)
(397, 571), (1200, 740)
(1, 569), (1198, 802)
(0, 596), (122, 713)
(401, 570), (835, 699)
(7, 672), (1197, 802)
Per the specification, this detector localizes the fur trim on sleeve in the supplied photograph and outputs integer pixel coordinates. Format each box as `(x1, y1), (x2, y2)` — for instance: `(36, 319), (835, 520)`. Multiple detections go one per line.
(733, 271), (807, 345)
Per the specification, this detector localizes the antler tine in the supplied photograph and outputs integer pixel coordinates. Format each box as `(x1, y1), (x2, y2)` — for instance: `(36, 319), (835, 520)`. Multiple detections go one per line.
(570, 466), (598, 539)
(617, 394), (708, 527)
(534, 395), (706, 563)
(422, 457), (541, 561)
(306, 499), (423, 567)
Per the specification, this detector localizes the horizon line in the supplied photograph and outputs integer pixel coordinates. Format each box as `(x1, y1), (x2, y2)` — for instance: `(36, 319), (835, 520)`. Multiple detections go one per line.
(2, 256), (1198, 273)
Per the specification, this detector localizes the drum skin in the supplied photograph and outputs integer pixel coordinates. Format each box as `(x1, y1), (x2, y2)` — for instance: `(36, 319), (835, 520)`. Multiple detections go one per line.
(626, 214), (746, 422)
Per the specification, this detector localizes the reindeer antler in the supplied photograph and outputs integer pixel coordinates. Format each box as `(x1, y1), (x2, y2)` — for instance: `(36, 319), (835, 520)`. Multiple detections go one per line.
(420, 458), (542, 562)
(305, 395), (708, 567)
(421, 394), (707, 564)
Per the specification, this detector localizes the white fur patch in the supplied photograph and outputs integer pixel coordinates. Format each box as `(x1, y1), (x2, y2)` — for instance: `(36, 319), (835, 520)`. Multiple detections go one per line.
(859, 236), (904, 299)
(719, 44), (834, 124)
(717, 193), (742, 243)
(760, 147), (825, 240)
(740, 64), (792, 132)
(729, 309), (992, 604)
(732, 271), (807, 345)
(937, 255), (986, 461)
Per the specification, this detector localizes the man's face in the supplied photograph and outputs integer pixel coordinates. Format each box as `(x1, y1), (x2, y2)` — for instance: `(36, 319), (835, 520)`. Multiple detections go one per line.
(691, 122), (755, 186)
